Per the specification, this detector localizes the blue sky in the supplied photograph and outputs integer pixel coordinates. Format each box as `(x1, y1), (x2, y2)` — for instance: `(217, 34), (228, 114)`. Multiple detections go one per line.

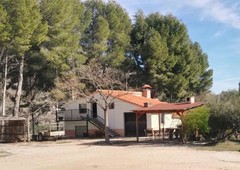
(112, 0), (240, 94)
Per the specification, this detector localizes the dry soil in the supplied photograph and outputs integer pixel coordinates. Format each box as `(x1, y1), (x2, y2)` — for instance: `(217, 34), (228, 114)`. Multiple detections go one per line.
(0, 138), (240, 170)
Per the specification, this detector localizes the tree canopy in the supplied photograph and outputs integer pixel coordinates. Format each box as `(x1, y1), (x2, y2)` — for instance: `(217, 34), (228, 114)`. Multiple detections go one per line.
(81, 0), (131, 68)
(0, 0), (48, 117)
(40, 0), (86, 73)
(130, 11), (213, 101)
(207, 90), (240, 140)
(0, 0), (213, 119)
(183, 106), (209, 141)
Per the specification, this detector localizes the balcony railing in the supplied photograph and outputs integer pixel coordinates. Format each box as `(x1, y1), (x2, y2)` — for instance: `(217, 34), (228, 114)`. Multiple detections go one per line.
(59, 109), (94, 121)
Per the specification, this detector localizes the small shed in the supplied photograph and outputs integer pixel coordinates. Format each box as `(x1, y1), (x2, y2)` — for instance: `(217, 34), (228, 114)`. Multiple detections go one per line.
(0, 116), (26, 143)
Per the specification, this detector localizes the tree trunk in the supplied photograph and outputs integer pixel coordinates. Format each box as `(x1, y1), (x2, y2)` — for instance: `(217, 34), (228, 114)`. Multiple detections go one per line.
(180, 117), (187, 143)
(13, 55), (25, 117)
(2, 52), (7, 116)
(218, 127), (237, 141)
(0, 47), (5, 61)
(104, 108), (110, 143)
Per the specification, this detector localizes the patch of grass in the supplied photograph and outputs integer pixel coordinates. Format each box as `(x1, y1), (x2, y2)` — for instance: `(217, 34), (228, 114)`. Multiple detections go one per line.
(195, 141), (240, 152)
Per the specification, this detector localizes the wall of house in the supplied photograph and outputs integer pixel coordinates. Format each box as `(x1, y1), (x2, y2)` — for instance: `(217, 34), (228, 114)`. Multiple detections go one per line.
(148, 114), (159, 130)
(62, 98), (92, 119)
(93, 93), (139, 136)
(65, 121), (86, 137)
(63, 98), (88, 110)
(163, 113), (181, 128)
(63, 95), (182, 137)
(147, 113), (182, 130)
(64, 121), (101, 138)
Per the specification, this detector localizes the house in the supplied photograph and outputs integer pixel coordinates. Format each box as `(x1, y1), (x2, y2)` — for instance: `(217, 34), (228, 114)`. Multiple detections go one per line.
(59, 85), (200, 138)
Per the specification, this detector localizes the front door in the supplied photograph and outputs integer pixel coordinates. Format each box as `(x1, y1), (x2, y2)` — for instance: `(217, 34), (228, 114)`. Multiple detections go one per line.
(92, 103), (97, 118)
(124, 112), (146, 137)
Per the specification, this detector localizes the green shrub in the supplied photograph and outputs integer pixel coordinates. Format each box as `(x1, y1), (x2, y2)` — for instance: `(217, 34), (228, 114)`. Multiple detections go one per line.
(183, 106), (209, 141)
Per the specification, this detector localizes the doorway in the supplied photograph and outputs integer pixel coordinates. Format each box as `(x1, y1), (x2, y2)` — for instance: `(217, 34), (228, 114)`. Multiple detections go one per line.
(124, 112), (146, 137)
(92, 103), (97, 118)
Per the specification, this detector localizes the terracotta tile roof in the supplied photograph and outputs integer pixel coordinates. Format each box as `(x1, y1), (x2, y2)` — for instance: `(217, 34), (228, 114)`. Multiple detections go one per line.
(100, 90), (164, 107)
(132, 102), (203, 113)
(98, 90), (203, 112)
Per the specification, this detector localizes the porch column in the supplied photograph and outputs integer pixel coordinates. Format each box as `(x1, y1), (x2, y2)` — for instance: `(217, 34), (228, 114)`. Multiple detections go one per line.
(177, 111), (185, 142)
(158, 113), (161, 138)
(136, 112), (139, 142)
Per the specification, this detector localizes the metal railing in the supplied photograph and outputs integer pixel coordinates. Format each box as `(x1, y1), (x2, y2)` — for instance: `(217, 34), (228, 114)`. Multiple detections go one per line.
(59, 109), (99, 121)
(97, 115), (104, 124)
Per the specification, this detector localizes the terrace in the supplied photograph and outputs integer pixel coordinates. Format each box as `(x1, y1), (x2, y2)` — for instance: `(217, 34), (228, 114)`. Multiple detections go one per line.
(58, 109), (95, 121)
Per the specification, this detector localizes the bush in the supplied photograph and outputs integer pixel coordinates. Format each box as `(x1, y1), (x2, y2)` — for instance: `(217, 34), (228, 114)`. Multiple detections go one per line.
(183, 106), (209, 141)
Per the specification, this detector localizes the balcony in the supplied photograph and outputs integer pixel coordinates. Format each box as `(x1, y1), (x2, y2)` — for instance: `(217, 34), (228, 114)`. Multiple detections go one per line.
(58, 109), (93, 121)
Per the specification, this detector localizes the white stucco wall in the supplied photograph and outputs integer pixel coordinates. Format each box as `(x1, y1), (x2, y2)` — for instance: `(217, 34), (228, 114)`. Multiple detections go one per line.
(62, 94), (182, 134)
(65, 121), (87, 130)
(65, 121), (99, 131)
(63, 98), (89, 110)
(62, 98), (92, 119)
(93, 93), (139, 130)
(147, 113), (182, 130)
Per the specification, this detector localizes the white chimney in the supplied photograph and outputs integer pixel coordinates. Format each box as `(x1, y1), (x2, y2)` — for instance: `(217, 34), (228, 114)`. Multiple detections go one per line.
(186, 96), (195, 103)
(144, 102), (152, 107)
(142, 84), (152, 98)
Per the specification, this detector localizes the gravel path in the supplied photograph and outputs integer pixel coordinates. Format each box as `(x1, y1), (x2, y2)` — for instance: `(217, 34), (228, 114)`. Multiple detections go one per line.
(0, 139), (240, 170)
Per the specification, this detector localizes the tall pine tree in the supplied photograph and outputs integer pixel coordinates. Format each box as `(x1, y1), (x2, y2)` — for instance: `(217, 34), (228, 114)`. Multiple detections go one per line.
(40, 0), (86, 73)
(130, 11), (213, 101)
(0, 0), (47, 117)
(82, 0), (131, 68)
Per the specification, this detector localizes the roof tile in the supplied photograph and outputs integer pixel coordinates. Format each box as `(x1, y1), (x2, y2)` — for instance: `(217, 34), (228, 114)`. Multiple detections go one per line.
(101, 90), (164, 106)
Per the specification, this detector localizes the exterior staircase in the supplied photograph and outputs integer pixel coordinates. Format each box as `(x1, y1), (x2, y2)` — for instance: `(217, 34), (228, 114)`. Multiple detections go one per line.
(88, 117), (120, 137)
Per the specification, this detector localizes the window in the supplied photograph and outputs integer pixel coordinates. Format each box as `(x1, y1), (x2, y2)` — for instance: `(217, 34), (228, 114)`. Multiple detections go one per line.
(79, 104), (87, 113)
(109, 102), (115, 109)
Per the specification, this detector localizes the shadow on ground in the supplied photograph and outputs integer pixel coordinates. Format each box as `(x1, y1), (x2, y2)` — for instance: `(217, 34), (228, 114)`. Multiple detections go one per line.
(78, 137), (190, 147)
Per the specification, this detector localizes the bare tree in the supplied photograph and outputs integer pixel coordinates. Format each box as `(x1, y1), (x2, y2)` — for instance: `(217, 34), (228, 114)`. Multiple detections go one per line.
(0, 49), (15, 116)
(79, 62), (125, 143)
(53, 61), (125, 143)
(20, 91), (56, 141)
(1, 49), (9, 116)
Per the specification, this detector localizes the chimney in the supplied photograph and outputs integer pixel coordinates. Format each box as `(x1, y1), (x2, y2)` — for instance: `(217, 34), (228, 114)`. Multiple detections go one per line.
(142, 84), (152, 98)
(186, 96), (195, 103)
(144, 102), (152, 107)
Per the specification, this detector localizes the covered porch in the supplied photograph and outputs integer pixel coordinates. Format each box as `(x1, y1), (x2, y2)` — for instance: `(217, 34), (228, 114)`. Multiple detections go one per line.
(132, 102), (203, 142)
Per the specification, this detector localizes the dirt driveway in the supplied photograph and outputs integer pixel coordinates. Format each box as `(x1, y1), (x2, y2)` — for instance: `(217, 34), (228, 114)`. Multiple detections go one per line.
(0, 138), (240, 170)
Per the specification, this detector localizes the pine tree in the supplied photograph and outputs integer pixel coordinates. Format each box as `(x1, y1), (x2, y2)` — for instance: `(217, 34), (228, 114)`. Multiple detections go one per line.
(130, 11), (213, 101)
(82, 0), (131, 68)
(0, 4), (11, 116)
(0, 0), (47, 117)
(40, 0), (86, 73)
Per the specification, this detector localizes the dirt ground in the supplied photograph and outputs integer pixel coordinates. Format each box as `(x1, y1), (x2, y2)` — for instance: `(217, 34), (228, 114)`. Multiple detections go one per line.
(0, 138), (240, 170)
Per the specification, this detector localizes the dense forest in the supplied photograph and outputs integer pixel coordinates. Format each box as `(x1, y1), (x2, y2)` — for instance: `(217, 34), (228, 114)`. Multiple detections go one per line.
(0, 0), (213, 118)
